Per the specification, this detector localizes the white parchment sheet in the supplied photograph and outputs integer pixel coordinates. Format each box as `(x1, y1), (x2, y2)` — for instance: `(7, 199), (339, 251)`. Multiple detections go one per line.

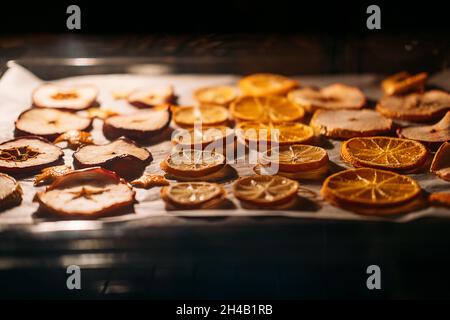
(0, 64), (449, 229)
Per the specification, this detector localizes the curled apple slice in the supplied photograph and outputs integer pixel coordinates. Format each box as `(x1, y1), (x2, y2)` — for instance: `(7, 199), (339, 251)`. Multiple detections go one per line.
(103, 108), (171, 141)
(0, 136), (63, 175)
(127, 86), (175, 108)
(0, 173), (22, 211)
(73, 137), (152, 180)
(430, 142), (450, 182)
(32, 83), (98, 111)
(15, 108), (93, 141)
(398, 111), (450, 144)
(35, 167), (135, 218)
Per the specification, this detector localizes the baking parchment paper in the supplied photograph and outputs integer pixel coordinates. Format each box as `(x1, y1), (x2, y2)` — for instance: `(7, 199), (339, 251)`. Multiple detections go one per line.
(0, 64), (449, 229)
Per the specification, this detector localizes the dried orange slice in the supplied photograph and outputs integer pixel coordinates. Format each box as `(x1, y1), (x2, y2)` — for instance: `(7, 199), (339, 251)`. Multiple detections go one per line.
(429, 192), (450, 208)
(230, 96), (304, 123)
(430, 142), (450, 181)
(261, 145), (328, 173)
(171, 126), (234, 149)
(288, 84), (366, 113)
(321, 168), (421, 207)
(161, 182), (225, 209)
(376, 90), (450, 122)
(341, 137), (428, 171)
(239, 73), (298, 96)
(194, 86), (237, 106)
(54, 130), (93, 149)
(173, 105), (229, 128)
(161, 149), (226, 178)
(131, 174), (169, 189)
(236, 122), (314, 146)
(233, 175), (299, 207)
(381, 72), (427, 96)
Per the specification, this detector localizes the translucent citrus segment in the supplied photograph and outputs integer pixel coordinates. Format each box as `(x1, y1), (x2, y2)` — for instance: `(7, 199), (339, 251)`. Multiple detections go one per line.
(341, 137), (427, 171)
(230, 96), (304, 123)
(321, 168), (421, 207)
(233, 175), (299, 207)
(262, 145), (328, 172)
(161, 149), (225, 177)
(162, 182), (225, 208)
(194, 86), (238, 106)
(238, 73), (298, 97)
(236, 122), (314, 146)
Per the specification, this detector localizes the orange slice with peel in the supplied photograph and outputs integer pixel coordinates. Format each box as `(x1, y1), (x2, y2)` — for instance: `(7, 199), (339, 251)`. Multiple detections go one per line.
(173, 105), (229, 128)
(171, 126), (234, 149)
(194, 86), (237, 106)
(161, 149), (225, 178)
(341, 137), (428, 172)
(161, 182), (225, 209)
(233, 175), (299, 207)
(230, 96), (304, 123)
(261, 145), (328, 173)
(321, 168), (421, 208)
(236, 122), (314, 146)
(238, 73), (298, 96)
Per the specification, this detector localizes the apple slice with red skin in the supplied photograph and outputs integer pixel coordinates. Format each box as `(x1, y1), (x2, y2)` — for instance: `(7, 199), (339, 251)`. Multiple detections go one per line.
(103, 108), (171, 141)
(73, 137), (152, 180)
(0, 136), (63, 176)
(0, 173), (22, 211)
(33, 83), (99, 111)
(15, 108), (93, 141)
(127, 86), (175, 108)
(35, 167), (135, 218)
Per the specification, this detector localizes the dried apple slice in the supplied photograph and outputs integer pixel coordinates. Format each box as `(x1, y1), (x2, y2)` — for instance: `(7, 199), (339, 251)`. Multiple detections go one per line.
(127, 86), (175, 108)
(288, 84), (366, 113)
(35, 167), (135, 218)
(103, 108), (171, 141)
(398, 111), (450, 144)
(430, 142), (450, 182)
(32, 83), (98, 111)
(0, 173), (22, 211)
(15, 108), (93, 141)
(310, 109), (393, 139)
(0, 136), (63, 175)
(376, 90), (450, 122)
(73, 137), (152, 180)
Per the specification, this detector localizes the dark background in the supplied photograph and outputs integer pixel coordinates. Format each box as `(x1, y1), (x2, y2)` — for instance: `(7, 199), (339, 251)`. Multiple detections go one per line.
(1, 1), (449, 75)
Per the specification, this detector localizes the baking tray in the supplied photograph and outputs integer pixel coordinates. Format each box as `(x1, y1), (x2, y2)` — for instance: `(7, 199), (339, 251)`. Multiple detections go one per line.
(0, 58), (449, 274)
